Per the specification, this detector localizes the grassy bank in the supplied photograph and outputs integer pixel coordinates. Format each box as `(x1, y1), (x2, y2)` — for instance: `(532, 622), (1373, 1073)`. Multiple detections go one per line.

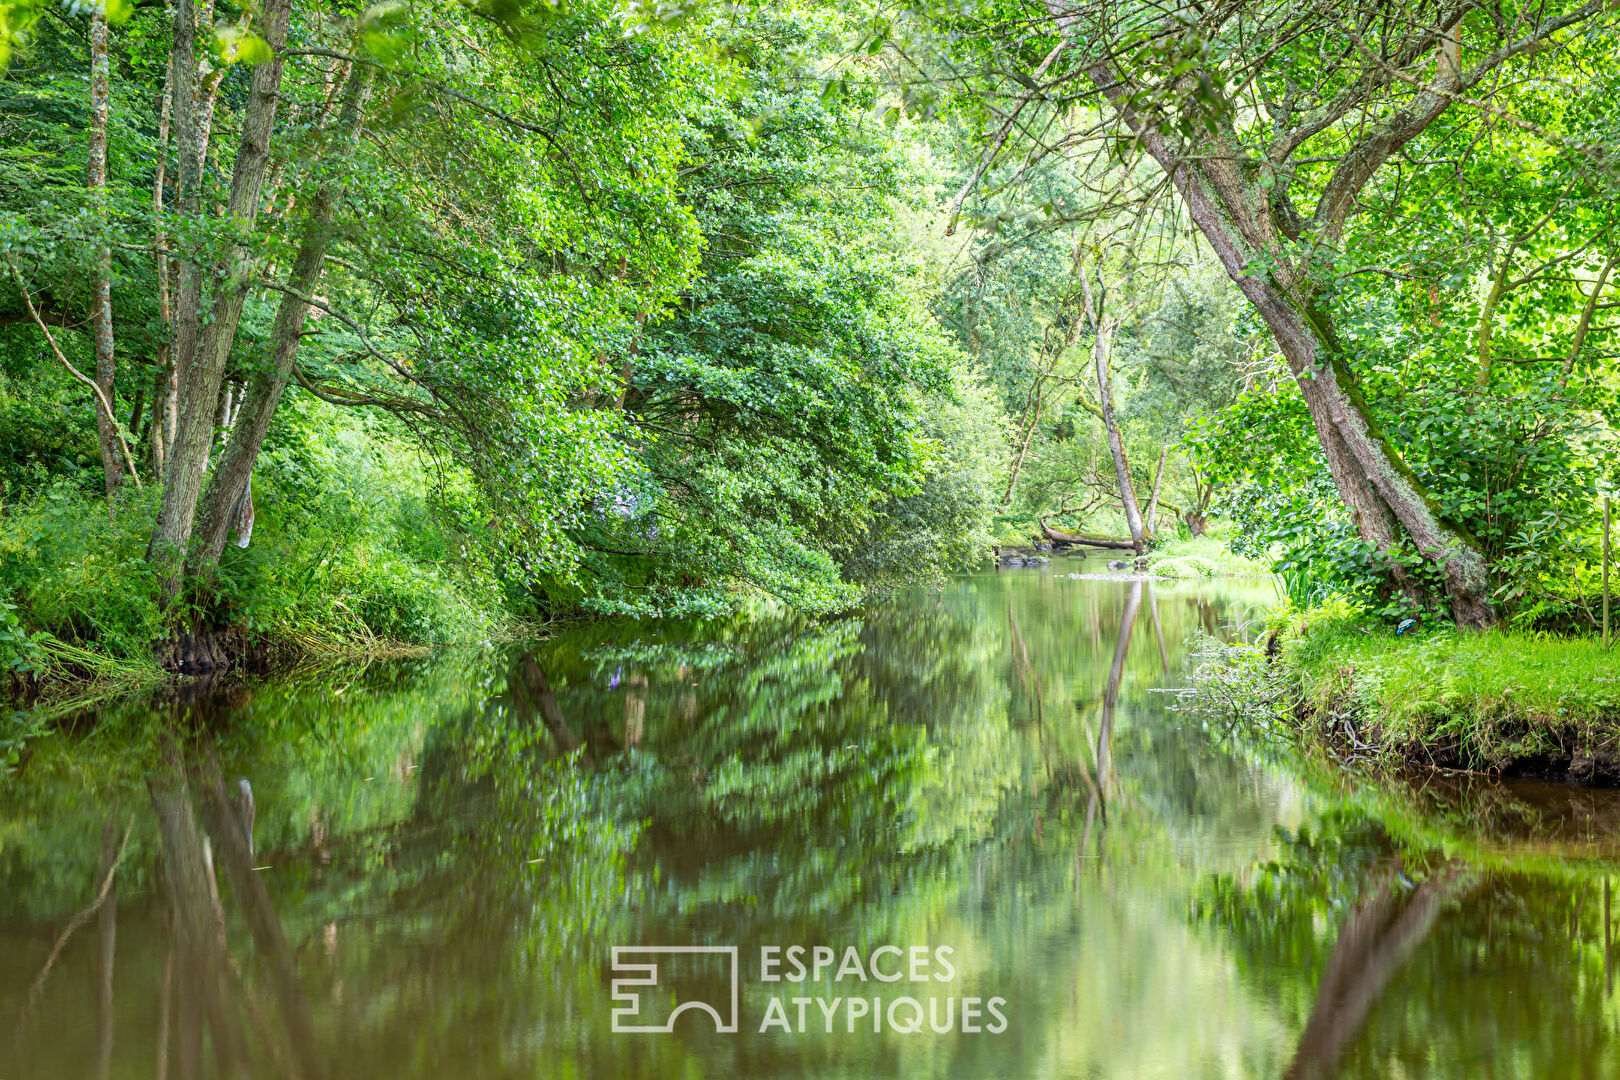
(1192, 601), (1620, 782)
(1143, 533), (1271, 579)
(1, 408), (517, 707)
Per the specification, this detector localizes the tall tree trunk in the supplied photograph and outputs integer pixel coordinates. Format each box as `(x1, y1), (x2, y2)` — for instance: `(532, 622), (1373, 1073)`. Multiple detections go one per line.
(157, 0), (220, 469)
(149, 0), (293, 598)
(127, 380), (146, 451)
(1473, 241), (1514, 386)
(165, 0), (202, 428)
(1088, 312), (1146, 555)
(191, 67), (374, 572)
(151, 54), (175, 477)
(1144, 445), (1169, 535)
(1560, 251), (1614, 387)
(87, 5), (121, 499)
(1001, 380), (1045, 505)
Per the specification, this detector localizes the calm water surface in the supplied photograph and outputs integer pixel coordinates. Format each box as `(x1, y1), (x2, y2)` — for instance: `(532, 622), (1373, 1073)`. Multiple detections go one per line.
(3, 564), (1619, 1079)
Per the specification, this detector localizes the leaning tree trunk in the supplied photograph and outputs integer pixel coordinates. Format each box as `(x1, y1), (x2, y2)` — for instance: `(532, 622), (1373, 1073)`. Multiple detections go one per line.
(87, 5), (121, 499)
(1254, 276), (1492, 625)
(1058, 41), (1498, 628)
(191, 68), (374, 572)
(149, 0), (292, 600)
(1109, 117), (1492, 626)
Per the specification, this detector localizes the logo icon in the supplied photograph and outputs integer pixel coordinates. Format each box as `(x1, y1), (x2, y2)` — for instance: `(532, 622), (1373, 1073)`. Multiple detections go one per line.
(610, 946), (740, 1033)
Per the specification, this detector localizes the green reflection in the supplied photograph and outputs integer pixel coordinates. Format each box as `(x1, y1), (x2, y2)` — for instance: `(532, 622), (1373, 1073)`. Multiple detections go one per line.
(1, 568), (1617, 1078)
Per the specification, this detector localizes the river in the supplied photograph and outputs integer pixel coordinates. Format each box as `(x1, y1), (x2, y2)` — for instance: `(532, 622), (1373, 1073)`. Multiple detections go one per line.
(2, 565), (1617, 1078)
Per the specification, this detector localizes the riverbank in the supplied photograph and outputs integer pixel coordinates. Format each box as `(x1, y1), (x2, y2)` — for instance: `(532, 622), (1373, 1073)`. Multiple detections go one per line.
(1, 441), (517, 707)
(1142, 534), (1270, 579)
(1193, 601), (1620, 783)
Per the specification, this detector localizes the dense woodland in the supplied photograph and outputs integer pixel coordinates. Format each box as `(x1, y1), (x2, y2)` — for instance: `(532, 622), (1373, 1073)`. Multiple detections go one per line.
(1, 0), (1617, 672)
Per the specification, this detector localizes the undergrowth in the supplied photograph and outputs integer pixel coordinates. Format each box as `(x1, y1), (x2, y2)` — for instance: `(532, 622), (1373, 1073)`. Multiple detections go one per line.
(0, 408), (510, 692)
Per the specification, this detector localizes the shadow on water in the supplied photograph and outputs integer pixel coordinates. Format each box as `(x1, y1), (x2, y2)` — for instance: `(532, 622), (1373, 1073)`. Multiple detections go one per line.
(3, 567), (1620, 1078)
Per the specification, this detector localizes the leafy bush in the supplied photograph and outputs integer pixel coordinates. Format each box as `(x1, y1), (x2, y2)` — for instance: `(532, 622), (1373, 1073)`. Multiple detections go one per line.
(0, 482), (165, 660)
(0, 408), (502, 664)
(0, 598), (44, 676)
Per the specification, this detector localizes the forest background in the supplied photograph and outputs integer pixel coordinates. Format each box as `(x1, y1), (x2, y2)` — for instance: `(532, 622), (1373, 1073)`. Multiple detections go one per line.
(1, 0), (1616, 679)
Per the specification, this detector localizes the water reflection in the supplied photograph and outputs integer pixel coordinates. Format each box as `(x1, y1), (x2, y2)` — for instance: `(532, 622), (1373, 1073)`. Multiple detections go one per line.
(1, 570), (1618, 1078)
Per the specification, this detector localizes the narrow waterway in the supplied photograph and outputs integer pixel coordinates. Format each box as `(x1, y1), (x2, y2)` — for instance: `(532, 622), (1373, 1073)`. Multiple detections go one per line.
(2, 564), (1617, 1078)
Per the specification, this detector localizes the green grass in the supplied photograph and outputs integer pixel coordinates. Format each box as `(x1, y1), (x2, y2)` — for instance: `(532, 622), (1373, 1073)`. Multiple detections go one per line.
(1281, 602), (1620, 770)
(1145, 533), (1271, 579)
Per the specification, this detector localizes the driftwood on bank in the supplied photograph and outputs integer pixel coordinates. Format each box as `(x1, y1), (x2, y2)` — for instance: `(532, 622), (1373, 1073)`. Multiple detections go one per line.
(1039, 520), (1137, 551)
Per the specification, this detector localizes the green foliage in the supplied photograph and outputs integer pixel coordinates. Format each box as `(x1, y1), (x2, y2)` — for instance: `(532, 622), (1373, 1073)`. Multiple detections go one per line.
(0, 405), (501, 660)
(0, 483), (164, 660)
(0, 0), (1003, 667)
(0, 597), (43, 675)
(573, 16), (994, 615)
(1195, 346), (1616, 627)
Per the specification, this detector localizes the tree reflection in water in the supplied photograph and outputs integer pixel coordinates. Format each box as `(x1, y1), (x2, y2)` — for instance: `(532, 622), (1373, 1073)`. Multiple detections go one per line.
(4, 575), (1620, 1078)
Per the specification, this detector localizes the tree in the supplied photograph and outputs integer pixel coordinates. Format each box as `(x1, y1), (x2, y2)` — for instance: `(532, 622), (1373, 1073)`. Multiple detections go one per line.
(896, 0), (1620, 626)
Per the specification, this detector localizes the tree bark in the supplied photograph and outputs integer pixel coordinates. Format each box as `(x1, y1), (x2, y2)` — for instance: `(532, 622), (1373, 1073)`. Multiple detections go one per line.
(191, 67), (373, 572)
(1087, 308), (1147, 555)
(150, 0), (293, 598)
(151, 54), (175, 476)
(87, 5), (121, 499)
(1144, 445), (1169, 535)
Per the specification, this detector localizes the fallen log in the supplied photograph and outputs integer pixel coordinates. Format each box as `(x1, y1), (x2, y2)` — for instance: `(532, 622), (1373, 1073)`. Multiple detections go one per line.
(1040, 520), (1137, 550)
